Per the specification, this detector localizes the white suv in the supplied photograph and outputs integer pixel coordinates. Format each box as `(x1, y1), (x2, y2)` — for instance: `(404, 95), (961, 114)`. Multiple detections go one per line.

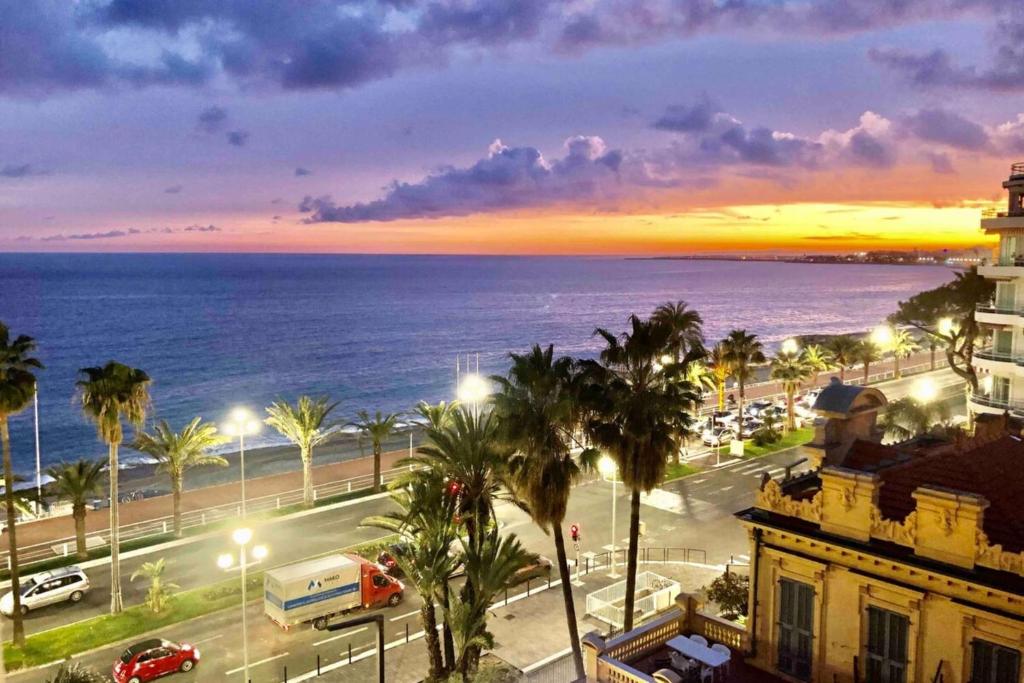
(1, 566), (90, 616)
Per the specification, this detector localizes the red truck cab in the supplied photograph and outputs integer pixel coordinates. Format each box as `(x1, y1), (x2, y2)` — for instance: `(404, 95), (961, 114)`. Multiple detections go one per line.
(360, 559), (404, 609)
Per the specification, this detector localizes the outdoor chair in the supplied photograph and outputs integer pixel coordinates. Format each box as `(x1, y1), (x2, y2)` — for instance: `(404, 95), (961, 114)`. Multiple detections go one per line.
(670, 651), (691, 672)
(710, 643), (731, 675)
(689, 634), (709, 647)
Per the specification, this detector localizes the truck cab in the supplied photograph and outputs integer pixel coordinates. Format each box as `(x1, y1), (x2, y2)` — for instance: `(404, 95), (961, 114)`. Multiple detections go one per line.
(361, 562), (403, 609)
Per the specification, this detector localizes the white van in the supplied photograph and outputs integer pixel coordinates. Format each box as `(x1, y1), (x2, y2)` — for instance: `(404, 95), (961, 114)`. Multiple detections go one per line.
(0, 565), (90, 616)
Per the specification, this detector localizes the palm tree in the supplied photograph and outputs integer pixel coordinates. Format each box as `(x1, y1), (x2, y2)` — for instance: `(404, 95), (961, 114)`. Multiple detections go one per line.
(132, 418), (228, 536)
(706, 342), (733, 411)
(800, 344), (834, 386)
(652, 300), (705, 362)
(0, 323), (42, 645)
(770, 352), (812, 431)
(825, 335), (859, 383)
(721, 330), (766, 441)
(130, 557), (178, 613)
(265, 396), (339, 507)
(46, 459), (106, 559)
(46, 662), (107, 683)
(413, 400), (460, 432)
(855, 340), (882, 383)
(880, 397), (953, 441)
(77, 361), (151, 614)
(890, 329), (920, 379)
(362, 477), (459, 679)
(584, 315), (698, 632)
(353, 410), (401, 493)
(491, 345), (597, 679)
(446, 526), (531, 679)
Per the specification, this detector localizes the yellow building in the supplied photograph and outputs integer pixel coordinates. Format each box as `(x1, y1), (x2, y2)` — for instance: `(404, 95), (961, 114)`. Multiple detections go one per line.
(736, 383), (1024, 683)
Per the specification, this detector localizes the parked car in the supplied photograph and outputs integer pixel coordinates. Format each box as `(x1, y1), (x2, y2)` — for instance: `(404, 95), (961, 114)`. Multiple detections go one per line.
(706, 410), (734, 425)
(378, 541), (412, 578)
(745, 400), (774, 418)
(511, 554), (552, 585)
(1, 565), (89, 617)
(702, 426), (734, 447)
(113, 639), (199, 683)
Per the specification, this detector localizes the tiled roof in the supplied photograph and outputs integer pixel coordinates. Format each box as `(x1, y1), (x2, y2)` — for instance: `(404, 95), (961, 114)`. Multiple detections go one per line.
(844, 435), (1024, 553)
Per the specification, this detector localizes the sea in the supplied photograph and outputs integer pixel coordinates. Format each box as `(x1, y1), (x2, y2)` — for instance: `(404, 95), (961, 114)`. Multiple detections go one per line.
(0, 253), (955, 475)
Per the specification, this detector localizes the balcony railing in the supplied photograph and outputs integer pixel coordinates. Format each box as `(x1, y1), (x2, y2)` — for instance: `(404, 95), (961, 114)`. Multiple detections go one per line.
(974, 348), (1021, 363)
(970, 393), (1024, 413)
(1012, 161), (1024, 178)
(976, 302), (1023, 315)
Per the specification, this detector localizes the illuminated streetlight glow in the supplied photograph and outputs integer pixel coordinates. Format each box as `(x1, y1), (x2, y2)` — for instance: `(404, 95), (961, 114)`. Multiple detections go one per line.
(597, 454), (620, 578)
(981, 374), (994, 393)
(781, 338), (799, 355)
(224, 407), (260, 518)
(937, 317), (955, 336)
(457, 373), (490, 405)
(233, 527), (253, 546)
(912, 377), (938, 404)
(252, 545), (268, 561)
(598, 455), (617, 479)
(871, 325), (894, 350)
(217, 553), (233, 569)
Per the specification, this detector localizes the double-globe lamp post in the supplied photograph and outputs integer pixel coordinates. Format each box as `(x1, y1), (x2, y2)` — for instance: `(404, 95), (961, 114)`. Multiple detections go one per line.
(457, 373), (490, 418)
(217, 528), (267, 683)
(597, 455), (620, 579)
(224, 408), (260, 518)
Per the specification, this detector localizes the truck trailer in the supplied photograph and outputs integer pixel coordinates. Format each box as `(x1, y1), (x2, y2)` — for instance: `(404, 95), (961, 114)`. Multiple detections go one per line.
(264, 553), (404, 630)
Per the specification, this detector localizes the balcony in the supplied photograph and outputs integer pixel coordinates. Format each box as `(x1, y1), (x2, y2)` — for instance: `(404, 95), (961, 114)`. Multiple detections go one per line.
(975, 303), (1024, 326)
(1012, 161), (1024, 179)
(969, 392), (1024, 416)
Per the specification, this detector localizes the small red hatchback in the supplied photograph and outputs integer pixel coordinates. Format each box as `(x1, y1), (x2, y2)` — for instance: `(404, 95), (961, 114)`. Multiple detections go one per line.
(113, 638), (200, 683)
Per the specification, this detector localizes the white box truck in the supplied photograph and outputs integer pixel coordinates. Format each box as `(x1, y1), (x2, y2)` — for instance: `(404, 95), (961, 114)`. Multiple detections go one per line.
(264, 553), (404, 630)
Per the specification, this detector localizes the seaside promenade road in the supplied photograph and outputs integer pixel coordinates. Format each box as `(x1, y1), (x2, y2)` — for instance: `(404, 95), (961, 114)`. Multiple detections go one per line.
(9, 446), (806, 682)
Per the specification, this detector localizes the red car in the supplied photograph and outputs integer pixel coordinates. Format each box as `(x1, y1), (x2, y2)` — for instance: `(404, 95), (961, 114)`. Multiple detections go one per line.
(113, 638), (200, 683)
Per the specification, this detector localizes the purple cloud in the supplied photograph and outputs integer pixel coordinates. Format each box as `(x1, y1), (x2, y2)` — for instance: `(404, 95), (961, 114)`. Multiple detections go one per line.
(197, 106), (228, 133)
(164, 184), (183, 194)
(653, 96), (723, 133)
(295, 167), (313, 176)
(902, 108), (990, 151)
(925, 151), (956, 174)
(226, 130), (250, 147)
(1, 164), (36, 178)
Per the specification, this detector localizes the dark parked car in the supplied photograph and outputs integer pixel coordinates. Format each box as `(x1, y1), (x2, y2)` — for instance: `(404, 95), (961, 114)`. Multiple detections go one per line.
(113, 638), (200, 683)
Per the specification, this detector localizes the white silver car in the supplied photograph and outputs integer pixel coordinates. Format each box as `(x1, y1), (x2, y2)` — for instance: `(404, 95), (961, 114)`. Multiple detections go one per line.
(1, 565), (90, 617)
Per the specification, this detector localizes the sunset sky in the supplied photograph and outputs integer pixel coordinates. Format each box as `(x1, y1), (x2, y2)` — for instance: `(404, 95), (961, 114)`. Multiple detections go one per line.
(3, 1), (1024, 255)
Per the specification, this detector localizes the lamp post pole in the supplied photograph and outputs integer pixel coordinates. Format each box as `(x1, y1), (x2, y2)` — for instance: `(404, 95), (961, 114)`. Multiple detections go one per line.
(225, 409), (259, 520)
(219, 529), (265, 683)
(33, 384), (41, 516)
(239, 542), (249, 682)
(609, 472), (619, 578)
(239, 431), (246, 518)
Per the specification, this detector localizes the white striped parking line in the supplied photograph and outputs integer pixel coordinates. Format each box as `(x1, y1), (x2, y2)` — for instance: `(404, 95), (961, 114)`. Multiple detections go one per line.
(313, 626), (367, 646)
(226, 652), (289, 675)
(192, 634), (224, 646)
(389, 609), (420, 622)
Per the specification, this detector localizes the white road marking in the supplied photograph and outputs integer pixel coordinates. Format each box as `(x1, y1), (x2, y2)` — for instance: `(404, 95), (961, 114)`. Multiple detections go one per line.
(313, 626), (367, 646)
(389, 609), (420, 622)
(226, 652), (289, 675)
(192, 634), (224, 646)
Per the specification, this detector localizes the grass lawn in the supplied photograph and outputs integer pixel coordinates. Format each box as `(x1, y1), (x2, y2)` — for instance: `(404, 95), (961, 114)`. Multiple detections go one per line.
(742, 427), (814, 459)
(664, 461), (698, 481)
(3, 533), (399, 671)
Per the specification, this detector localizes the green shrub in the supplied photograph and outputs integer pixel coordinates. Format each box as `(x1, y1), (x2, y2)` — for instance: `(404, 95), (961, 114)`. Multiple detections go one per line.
(704, 571), (749, 619)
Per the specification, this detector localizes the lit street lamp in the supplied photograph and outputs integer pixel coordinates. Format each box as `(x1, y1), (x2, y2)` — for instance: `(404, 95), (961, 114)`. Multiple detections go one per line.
(457, 373), (489, 417)
(911, 377), (938, 404)
(870, 325), (894, 351)
(217, 527), (267, 683)
(598, 455), (620, 578)
(781, 338), (799, 355)
(224, 408), (260, 517)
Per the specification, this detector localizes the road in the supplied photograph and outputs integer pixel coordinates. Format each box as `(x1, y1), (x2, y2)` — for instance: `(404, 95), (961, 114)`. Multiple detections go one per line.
(8, 445), (811, 681)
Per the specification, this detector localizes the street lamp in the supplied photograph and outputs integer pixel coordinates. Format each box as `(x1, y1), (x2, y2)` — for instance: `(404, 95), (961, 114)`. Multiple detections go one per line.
(598, 455), (620, 578)
(217, 527), (267, 683)
(457, 373), (489, 417)
(937, 317), (955, 336)
(224, 408), (260, 517)
(781, 338), (799, 355)
(871, 325), (894, 351)
(911, 377), (938, 404)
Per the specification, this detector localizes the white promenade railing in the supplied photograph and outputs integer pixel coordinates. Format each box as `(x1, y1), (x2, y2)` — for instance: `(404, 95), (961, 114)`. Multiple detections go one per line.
(585, 571), (681, 630)
(2, 463), (420, 571)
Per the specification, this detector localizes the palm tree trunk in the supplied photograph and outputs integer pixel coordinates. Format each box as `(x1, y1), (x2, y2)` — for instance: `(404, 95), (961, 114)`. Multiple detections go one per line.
(421, 599), (444, 680)
(373, 443), (382, 493)
(863, 361), (870, 383)
(717, 381), (725, 411)
(109, 441), (123, 614)
(894, 354), (901, 379)
(552, 523), (585, 679)
(173, 475), (183, 537)
(930, 345), (936, 370)
(441, 580), (455, 672)
(840, 365), (846, 383)
(74, 504), (88, 559)
(622, 489), (641, 632)
(787, 388), (796, 431)
(1, 417), (26, 646)
(302, 446), (314, 507)
(737, 377), (746, 441)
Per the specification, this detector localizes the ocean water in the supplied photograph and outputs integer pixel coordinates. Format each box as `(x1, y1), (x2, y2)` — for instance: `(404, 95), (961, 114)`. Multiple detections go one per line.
(0, 253), (954, 474)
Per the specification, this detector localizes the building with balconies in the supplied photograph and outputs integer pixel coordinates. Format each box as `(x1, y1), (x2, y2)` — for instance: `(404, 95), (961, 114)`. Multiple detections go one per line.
(972, 163), (1024, 417)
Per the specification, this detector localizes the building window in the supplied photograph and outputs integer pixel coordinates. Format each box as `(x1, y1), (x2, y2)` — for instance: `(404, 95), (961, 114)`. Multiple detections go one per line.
(972, 640), (1021, 683)
(865, 607), (909, 683)
(777, 578), (814, 681)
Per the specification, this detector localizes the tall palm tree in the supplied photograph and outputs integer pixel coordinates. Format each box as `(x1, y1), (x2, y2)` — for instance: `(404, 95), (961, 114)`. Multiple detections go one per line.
(706, 342), (733, 411)
(584, 315), (698, 632)
(652, 300), (705, 362)
(800, 344), (834, 386)
(721, 330), (765, 441)
(0, 323), (42, 645)
(265, 396), (339, 507)
(77, 361), (151, 614)
(880, 397), (953, 441)
(770, 352), (813, 431)
(46, 459), (106, 559)
(825, 335), (859, 383)
(413, 400), (459, 431)
(491, 345), (597, 679)
(362, 477), (459, 680)
(855, 340), (882, 383)
(890, 329), (920, 379)
(353, 410), (401, 493)
(132, 418), (228, 536)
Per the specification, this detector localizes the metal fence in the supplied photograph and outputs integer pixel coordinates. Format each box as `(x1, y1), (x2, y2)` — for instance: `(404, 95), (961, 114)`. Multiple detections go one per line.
(586, 571), (680, 629)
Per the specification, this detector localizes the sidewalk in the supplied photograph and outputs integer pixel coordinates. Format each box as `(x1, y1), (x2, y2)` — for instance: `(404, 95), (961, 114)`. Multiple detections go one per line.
(6, 447), (411, 553)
